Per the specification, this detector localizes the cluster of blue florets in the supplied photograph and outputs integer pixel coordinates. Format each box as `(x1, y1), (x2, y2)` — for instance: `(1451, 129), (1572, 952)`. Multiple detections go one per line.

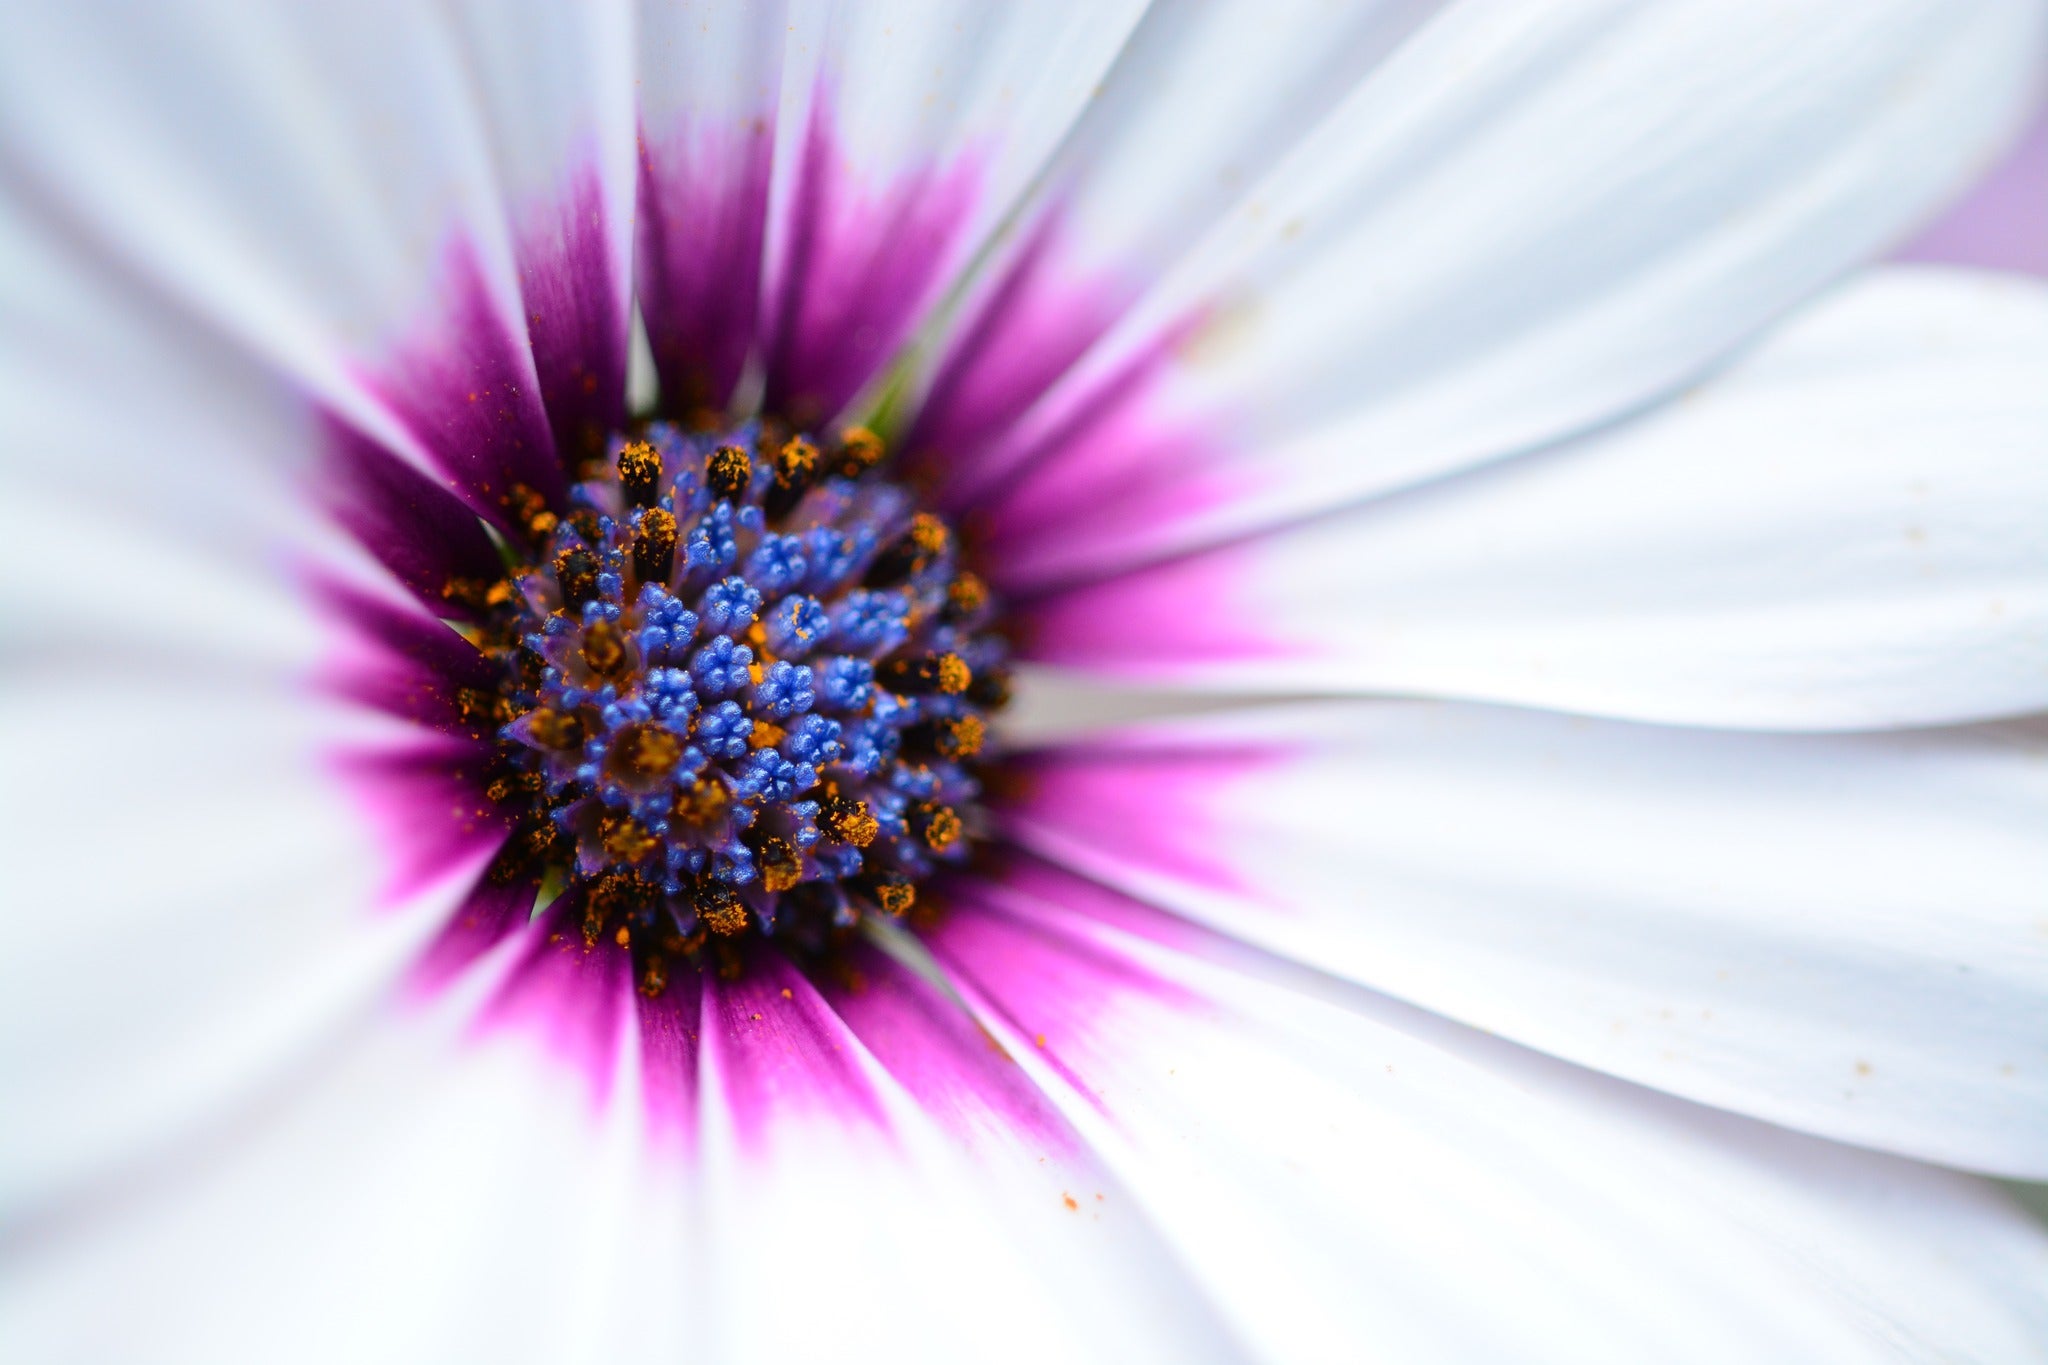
(481, 420), (1005, 969)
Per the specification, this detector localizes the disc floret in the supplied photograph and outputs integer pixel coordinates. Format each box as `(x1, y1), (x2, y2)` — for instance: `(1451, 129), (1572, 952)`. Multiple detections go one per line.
(460, 422), (1006, 987)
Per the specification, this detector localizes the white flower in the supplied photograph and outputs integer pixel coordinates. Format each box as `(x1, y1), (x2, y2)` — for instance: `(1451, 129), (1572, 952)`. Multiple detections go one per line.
(2, 2), (2045, 1361)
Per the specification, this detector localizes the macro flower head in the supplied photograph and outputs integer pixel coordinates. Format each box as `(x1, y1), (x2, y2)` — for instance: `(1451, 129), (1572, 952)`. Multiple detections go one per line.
(3, 1), (2047, 1361)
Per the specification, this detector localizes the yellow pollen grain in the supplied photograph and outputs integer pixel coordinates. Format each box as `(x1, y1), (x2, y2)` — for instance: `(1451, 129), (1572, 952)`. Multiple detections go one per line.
(838, 425), (883, 473)
(941, 714), (985, 759)
(702, 897), (748, 937)
(947, 572), (988, 616)
(618, 439), (658, 483)
(935, 653), (971, 695)
(875, 882), (916, 916)
(907, 512), (948, 556)
(777, 435), (818, 478)
(838, 802), (879, 848)
(637, 505), (676, 552)
(921, 805), (963, 851)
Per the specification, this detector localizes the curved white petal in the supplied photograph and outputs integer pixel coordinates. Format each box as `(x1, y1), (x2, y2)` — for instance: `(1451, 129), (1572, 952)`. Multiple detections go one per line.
(1003, 699), (2048, 1177)
(958, 0), (2048, 586)
(897, 0), (1449, 474)
(0, 925), (1245, 1364)
(438, 0), (639, 462)
(757, 0), (1149, 423)
(0, 956), (665, 1365)
(0, 0), (637, 489)
(1027, 268), (2048, 731)
(930, 878), (2048, 1362)
(689, 944), (1243, 1364)
(633, 0), (791, 408)
(0, 188), (466, 1221)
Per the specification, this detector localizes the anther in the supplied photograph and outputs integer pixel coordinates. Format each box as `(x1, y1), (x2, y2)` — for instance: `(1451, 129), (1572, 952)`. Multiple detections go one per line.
(856, 873), (917, 917)
(907, 800), (963, 851)
(707, 444), (751, 502)
(507, 483), (559, 540)
(864, 512), (950, 587)
(694, 878), (748, 937)
(816, 790), (879, 847)
(617, 441), (661, 508)
(904, 714), (985, 760)
(765, 435), (818, 519)
(943, 572), (989, 623)
(754, 835), (803, 893)
(835, 426), (884, 478)
(878, 650), (970, 696)
(633, 506), (677, 584)
(554, 545), (600, 609)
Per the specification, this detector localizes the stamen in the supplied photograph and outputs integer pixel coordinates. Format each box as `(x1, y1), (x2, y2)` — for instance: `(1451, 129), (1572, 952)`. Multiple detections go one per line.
(707, 444), (751, 502)
(617, 441), (661, 508)
(765, 435), (818, 519)
(633, 506), (677, 583)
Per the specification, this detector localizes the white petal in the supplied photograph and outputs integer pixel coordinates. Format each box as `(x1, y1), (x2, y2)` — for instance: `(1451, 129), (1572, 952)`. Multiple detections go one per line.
(0, 952), (670, 1365)
(898, 0), (1448, 473)
(0, 926), (1241, 1364)
(633, 0), (791, 407)
(0, 188), (469, 1220)
(956, 0), (2048, 586)
(757, 0), (1149, 422)
(438, 0), (639, 460)
(689, 944), (1241, 1364)
(1027, 268), (2048, 730)
(0, 0), (635, 489)
(931, 878), (2048, 1362)
(0, 676), (468, 1223)
(1003, 699), (2048, 1177)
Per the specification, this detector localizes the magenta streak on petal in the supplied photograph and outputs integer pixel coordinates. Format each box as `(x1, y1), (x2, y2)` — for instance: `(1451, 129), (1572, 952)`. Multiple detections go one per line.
(762, 98), (987, 424)
(1017, 540), (1287, 674)
(475, 890), (634, 1108)
(408, 869), (541, 997)
(922, 883), (1195, 1121)
(315, 412), (506, 614)
(330, 738), (512, 905)
(951, 310), (1255, 594)
(637, 118), (776, 410)
(1001, 744), (1284, 902)
(636, 965), (705, 1151)
(517, 162), (628, 468)
(815, 938), (1075, 1153)
(705, 948), (889, 1153)
(1896, 103), (2048, 277)
(312, 577), (497, 738)
(362, 237), (565, 521)
(900, 208), (1134, 498)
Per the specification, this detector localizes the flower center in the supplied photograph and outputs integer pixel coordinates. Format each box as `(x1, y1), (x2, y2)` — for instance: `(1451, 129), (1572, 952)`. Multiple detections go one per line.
(449, 422), (1008, 992)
